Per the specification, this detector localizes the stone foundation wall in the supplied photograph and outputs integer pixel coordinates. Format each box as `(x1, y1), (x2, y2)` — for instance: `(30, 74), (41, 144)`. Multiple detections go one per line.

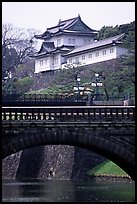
(2, 145), (105, 180)
(2, 151), (22, 179)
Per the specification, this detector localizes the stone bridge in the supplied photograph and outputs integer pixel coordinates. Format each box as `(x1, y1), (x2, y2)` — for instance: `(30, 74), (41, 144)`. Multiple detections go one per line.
(2, 106), (135, 180)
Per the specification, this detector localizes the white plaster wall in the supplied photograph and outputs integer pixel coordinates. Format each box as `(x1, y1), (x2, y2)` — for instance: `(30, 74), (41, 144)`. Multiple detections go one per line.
(34, 57), (53, 73)
(66, 46), (118, 66)
(34, 45), (128, 73)
(44, 34), (95, 47)
(52, 53), (62, 70)
(34, 53), (64, 73)
(44, 36), (62, 47)
(62, 35), (95, 47)
(35, 58), (47, 73)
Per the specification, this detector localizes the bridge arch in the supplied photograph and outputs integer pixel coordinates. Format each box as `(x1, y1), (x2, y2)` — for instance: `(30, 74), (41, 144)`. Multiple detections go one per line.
(2, 125), (135, 181)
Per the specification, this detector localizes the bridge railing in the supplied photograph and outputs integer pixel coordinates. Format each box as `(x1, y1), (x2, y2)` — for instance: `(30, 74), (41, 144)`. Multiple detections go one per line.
(2, 106), (135, 122)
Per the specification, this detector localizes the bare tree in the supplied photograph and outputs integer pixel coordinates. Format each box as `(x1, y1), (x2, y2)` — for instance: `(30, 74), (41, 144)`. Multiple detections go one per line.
(2, 23), (39, 77)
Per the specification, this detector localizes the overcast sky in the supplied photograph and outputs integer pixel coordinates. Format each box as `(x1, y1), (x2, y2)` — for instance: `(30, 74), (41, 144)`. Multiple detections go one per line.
(2, 2), (135, 33)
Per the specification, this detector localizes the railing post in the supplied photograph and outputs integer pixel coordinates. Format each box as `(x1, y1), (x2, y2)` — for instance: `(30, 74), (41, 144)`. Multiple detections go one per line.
(2, 106), (135, 123)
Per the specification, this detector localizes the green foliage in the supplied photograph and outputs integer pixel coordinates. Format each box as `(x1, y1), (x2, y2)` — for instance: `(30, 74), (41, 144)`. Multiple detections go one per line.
(2, 78), (17, 94)
(28, 56), (135, 101)
(14, 64), (32, 78)
(14, 77), (34, 94)
(96, 25), (119, 40)
(88, 160), (128, 176)
(16, 64), (27, 75)
(27, 84), (74, 97)
(96, 21), (135, 52)
(3, 76), (34, 95)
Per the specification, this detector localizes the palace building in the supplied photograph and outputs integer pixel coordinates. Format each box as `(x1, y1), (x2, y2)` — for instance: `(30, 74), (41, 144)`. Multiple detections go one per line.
(32, 15), (128, 73)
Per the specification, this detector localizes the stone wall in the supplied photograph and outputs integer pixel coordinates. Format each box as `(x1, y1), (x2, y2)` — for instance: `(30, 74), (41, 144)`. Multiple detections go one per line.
(2, 151), (22, 179)
(2, 145), (105, 180)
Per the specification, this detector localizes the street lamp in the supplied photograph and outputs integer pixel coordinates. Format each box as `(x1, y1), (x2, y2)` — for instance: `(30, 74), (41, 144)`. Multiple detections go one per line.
(91, 73), (103, 101)
(74, 75), (84, 102)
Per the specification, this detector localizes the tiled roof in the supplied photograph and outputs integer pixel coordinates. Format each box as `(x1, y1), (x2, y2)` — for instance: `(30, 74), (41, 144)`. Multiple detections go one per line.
(38, 42), (55, 54)
(49, 17), (77, 33)
(32, 45), (75, 58)
(35, 15), (97, 39)
(35, 17), (79, 39)
(64, 33), (125, 56)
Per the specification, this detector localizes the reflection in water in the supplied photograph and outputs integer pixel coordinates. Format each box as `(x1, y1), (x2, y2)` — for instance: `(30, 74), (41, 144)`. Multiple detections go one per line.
(21, 179), (75, 202)
(2, 179), (135, 202)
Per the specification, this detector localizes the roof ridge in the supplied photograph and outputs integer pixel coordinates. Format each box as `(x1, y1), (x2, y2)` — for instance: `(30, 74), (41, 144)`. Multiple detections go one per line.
(58, 16), (78, 24)
(47, 16), (78, 30)
(101, 33), (125, 41)
(63, 16), (97, 33)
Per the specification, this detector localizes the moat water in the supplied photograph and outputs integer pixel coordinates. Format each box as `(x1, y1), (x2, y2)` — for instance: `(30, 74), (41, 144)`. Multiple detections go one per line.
(2, 179), (135, 202)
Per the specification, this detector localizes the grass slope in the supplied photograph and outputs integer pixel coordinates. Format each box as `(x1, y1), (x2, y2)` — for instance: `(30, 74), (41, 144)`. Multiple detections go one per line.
(88, 160), (128, 177)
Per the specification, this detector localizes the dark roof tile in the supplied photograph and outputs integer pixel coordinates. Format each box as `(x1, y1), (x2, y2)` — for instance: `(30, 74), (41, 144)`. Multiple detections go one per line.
(35, 15), (97, 39)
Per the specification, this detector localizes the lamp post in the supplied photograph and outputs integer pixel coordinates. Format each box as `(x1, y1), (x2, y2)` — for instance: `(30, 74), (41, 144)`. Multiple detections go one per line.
(76, 75), (80, 101)
(91, 73), (102, 101)
(74, 75), (84, 102)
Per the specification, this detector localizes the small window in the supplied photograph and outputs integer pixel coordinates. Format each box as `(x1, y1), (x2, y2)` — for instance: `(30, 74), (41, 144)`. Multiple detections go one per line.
(110, 48), (114, 53)
(89, 53), (92, 58)
(54, 58), (58, 65)
(72, 39), (76, 45)
(103, 50), (106, 55)
(69, 58), (72, 63)
(57, 39), (61, 46)
(45, 59), (48, 65)
(82, 55), (85, 60)
(40, 60), (43, 66)
(95, 52), (99, 57)
(75, 57), (79, 62)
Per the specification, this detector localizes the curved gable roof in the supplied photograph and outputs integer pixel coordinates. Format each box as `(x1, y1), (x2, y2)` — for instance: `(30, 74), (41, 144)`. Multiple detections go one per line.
(35, 15), (97, 39)
(38, 42), (55, 54)
(64, 16), (97, 33)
